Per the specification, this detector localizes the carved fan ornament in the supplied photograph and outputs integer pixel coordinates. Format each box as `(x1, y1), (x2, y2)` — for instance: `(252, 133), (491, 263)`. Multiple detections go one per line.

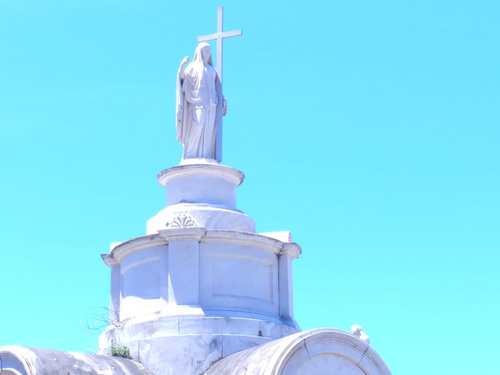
(166, 214), (197, 228)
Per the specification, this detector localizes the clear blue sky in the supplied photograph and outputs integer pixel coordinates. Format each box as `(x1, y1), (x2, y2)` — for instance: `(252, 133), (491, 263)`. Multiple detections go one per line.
(1, 1), (499, 374)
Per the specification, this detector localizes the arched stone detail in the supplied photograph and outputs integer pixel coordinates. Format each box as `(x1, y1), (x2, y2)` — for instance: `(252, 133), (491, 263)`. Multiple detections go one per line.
(204, 328), (391, 375)
(273, 329), (384, 375)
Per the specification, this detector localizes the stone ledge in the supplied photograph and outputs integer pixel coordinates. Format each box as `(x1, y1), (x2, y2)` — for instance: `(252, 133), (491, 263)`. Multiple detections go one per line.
(158, 163), (244, 187)
(103, 229), (302, 266)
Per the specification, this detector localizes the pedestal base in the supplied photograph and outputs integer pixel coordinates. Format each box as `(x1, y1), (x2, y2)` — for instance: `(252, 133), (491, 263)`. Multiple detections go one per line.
(98, 316), (300, 375)
(148, 162), (254, 233)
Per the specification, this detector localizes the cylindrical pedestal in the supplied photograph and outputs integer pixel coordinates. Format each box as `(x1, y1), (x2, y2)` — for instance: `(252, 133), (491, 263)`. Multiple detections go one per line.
(147, 162), (255, 233)
(158, 162), (244, 209)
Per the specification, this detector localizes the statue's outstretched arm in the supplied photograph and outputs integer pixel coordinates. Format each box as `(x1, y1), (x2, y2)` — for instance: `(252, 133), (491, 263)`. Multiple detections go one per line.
(178, 56), (189, 80)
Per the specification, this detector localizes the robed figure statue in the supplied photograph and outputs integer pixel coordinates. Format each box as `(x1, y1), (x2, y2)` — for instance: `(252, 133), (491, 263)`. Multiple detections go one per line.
(176, 42), (227, 161)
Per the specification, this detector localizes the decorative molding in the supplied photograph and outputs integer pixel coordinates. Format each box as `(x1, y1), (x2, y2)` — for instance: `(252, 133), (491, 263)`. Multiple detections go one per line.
(280, 243), (302, 259)
(101, 253), (120, 268)
(166, 214), (197, 228)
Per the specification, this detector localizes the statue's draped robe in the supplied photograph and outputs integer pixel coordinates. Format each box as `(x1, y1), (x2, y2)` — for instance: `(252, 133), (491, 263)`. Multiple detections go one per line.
(176, 50), (223, 161)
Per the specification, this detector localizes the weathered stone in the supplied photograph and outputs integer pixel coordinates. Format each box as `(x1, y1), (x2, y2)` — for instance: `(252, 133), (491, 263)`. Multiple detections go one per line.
(0, 346), (153, 375)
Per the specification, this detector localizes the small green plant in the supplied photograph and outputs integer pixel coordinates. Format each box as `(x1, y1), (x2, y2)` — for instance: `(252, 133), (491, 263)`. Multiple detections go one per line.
(110, 344), (132, 359)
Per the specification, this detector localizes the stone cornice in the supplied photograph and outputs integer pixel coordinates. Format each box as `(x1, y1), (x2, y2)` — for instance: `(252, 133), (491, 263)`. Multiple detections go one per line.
(101, 253), (119, 268)
(158, 163), (244, 187)
(103, 229), (301, 266)
(202, 230), (283, 253)
(202, 230), (302, 258)
(108, 234), (167, 264)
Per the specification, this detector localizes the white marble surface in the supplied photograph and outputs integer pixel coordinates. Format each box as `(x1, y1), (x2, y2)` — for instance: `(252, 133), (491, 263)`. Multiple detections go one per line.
(102, 229), (300, 325)
(0, 345), (153, 375)
(96, 138), (391, 374)
(99, 317), (299, 375)
(100, 224), (301, 374)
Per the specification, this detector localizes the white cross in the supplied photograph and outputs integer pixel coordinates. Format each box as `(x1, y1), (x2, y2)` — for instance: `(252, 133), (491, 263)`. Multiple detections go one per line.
(198, 7), (242, 162)
(198, 7), (242, 83)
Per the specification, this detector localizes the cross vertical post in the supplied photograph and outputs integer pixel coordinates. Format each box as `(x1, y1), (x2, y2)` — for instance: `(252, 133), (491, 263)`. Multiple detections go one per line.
(198, 6), (242, 83)
(198, 7), (242, 162)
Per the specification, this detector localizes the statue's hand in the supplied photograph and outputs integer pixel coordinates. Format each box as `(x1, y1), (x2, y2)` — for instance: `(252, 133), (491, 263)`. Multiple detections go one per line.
(180, 56), (190, 68)
(222, 98), (228, 116)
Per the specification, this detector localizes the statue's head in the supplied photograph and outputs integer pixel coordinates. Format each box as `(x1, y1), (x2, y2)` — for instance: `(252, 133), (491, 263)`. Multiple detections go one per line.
(201, 45), (211, 63)
(194, 42), (213, 65)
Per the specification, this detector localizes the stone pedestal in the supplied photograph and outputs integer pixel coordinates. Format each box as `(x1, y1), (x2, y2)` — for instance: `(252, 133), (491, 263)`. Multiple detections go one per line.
(99, 162), (301, 375)
(147, 161), (255, 233)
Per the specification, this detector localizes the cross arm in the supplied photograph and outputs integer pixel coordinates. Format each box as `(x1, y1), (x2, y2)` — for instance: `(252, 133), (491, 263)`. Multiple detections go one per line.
(198, 29), (242, 43)
(198, 34), (218, 42)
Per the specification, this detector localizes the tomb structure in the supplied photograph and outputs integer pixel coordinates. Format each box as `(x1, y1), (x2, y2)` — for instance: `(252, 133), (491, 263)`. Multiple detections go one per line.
(0, 7), (391, 375)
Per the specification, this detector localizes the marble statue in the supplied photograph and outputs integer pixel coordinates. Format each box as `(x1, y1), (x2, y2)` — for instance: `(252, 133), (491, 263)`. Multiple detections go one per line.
(176, 42), (227, 161)
(351, 324), (370, 345)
